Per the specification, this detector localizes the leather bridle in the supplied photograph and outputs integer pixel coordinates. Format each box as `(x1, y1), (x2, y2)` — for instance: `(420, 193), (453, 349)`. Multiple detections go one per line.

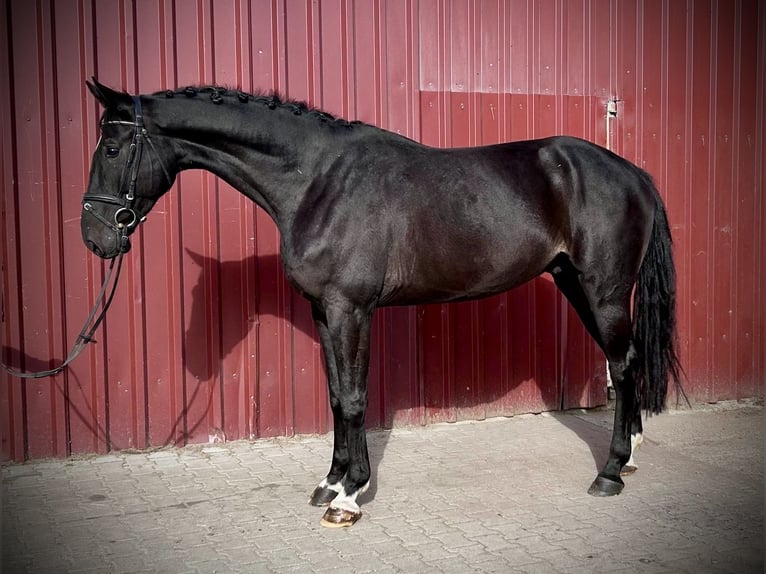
(1, 95), (171, 379)
(81, 95), (171, 252)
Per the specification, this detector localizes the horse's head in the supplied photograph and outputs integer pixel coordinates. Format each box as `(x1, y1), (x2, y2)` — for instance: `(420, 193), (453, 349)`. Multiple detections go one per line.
(83, 79), (176, 259)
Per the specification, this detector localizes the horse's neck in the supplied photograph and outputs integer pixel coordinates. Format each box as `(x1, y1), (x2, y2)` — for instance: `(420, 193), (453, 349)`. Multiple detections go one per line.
(159, 99), (326, 226)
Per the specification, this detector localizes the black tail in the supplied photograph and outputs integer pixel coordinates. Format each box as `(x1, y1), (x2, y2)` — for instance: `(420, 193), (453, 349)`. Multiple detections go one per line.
(633, 176), (686, 414)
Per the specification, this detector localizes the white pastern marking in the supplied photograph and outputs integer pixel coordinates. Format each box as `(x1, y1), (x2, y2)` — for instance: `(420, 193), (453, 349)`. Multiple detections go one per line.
(329, 481), (370, 514)
(626, 432), (644, 467)
(329, 488), (360, 513)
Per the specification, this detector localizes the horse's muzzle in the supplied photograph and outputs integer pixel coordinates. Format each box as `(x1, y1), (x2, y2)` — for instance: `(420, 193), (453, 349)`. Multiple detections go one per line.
(85, 240), (105, 258)
(85, 237), (130, 259)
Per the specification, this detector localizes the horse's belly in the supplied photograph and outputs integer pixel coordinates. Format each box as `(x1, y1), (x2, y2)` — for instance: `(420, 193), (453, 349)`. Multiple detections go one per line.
(379, 246), (554, 307)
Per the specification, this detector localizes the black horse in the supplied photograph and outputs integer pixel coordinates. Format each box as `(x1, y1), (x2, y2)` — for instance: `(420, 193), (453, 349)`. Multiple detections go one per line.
(82, 79), (682, 527)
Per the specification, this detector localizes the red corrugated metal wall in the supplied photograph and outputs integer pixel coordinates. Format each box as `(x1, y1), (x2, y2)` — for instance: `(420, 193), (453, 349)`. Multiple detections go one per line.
(1, 0), (763, 461)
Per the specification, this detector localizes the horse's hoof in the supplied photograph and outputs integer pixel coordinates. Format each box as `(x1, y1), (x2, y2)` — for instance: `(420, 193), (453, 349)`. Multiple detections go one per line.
(620, 464), (638, 477)
(588, 475), (624, 497)
(309, 486), (339, 507)
(320, 506), (362, 528)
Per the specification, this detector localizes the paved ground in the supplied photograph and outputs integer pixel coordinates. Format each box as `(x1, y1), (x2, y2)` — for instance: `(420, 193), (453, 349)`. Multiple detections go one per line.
(2, 401), (763, 574)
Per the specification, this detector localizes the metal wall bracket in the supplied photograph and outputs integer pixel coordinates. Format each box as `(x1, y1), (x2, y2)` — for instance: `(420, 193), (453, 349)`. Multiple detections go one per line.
(605, 98), (620, 150)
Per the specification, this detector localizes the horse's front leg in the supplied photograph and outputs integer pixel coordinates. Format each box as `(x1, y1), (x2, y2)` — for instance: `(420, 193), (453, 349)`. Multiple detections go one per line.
(313, 300), (373, 528)
(308, 303), (349, 507)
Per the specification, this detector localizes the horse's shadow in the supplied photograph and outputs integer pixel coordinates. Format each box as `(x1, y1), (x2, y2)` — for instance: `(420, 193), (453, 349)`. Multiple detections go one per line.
(181, 250), (613, 500)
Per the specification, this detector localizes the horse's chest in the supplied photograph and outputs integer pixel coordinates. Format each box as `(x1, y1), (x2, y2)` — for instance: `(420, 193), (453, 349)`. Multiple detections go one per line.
(280, 248), (327, 300)
(281, 234), (387, 305)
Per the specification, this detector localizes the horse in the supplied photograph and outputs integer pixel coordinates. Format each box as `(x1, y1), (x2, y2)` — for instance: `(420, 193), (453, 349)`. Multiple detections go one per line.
(82, 79), (682, 528)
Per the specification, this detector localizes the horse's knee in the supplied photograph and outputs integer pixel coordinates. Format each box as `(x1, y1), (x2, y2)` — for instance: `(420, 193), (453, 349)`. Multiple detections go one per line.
(340, 391), (367, 423)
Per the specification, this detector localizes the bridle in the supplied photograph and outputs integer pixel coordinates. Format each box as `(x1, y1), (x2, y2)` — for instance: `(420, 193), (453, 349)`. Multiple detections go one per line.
(81, 95), (171, 252)
(1, 95), (171, 379)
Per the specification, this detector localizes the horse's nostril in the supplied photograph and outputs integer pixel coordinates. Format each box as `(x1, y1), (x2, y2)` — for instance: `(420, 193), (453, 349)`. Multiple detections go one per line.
(87, 240), (104, 258)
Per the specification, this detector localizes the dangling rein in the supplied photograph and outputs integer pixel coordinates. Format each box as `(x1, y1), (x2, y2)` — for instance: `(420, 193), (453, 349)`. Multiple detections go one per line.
(1, 252), (125, 379)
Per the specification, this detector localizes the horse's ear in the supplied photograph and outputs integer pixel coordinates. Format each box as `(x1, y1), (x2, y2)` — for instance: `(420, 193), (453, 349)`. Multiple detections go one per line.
(185, 249), (208, 268)
(86, 78), (130, 108)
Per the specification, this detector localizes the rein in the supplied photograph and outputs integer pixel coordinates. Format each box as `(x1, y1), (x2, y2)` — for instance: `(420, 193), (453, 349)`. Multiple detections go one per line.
(1, 253), (125, 378)
(2, 96), (163, 379)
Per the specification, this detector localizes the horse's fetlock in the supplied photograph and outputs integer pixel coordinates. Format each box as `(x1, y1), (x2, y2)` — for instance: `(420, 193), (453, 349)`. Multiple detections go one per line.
(345, 469), (371, 491)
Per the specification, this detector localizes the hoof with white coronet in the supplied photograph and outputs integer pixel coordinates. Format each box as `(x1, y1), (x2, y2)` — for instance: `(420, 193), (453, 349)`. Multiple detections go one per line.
(320, 506), (362, 528)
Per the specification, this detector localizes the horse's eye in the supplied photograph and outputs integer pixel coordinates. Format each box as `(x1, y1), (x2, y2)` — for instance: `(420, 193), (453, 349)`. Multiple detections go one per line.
(105, 146), (120, 158)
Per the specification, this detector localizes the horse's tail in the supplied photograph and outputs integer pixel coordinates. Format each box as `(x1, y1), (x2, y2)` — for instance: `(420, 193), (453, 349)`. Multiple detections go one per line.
(632, 174), (686, 415)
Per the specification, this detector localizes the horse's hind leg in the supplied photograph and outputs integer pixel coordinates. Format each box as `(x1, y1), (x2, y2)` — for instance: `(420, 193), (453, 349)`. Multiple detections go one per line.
(584, 289), (639, 496)
(550, 255), (604, 349)
(551, 260), (644, 479)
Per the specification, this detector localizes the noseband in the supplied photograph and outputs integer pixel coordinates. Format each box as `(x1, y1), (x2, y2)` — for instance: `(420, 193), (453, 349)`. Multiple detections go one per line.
(82, 95), (171, 250)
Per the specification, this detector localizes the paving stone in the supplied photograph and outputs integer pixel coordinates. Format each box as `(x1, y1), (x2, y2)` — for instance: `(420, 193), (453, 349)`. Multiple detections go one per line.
(1, 405), (762, 574)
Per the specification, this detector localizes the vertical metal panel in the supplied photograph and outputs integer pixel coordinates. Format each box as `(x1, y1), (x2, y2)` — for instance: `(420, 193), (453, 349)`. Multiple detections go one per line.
(760, 0), (766, 403)
(688, 0), (715, 403)
(744, 0), (764, 400)
(6, 0), (71, 459)
(1, 0), (763, 461)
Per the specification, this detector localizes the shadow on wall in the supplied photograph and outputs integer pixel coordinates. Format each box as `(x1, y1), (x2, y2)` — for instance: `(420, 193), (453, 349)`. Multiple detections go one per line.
(182, 250), (605, 412)
(183, 249), (261, 384)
